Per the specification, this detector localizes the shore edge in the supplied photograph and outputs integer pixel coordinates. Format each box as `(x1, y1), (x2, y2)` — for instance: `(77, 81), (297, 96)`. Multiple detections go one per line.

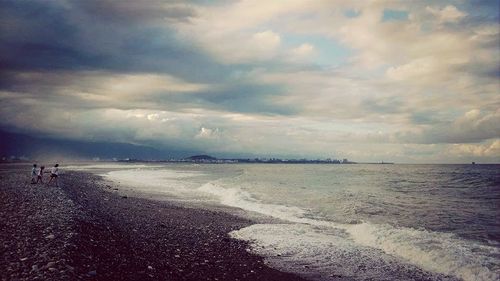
(0, 164), (306, 281)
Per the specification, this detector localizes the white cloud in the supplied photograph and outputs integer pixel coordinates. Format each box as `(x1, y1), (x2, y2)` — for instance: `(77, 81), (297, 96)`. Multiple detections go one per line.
(100, 73), (208, 94)
(292, 43), (314, 55)
(386, 57), (438, 81)
(398, 109), (500, 144)
(147, 113), (160, 121)
(175, 27), (283, 63)
(464, 109), (481, 120)
(287, 43), (316, 61)
(172, 0), (336, 63)
(450, 140), (500, 158)
(471, 25), (499, 42)
(452, 109), (500, 141)
(252, 30), (281, 49)
(195, 127), (220, 139)
(426, 5), (467, 23)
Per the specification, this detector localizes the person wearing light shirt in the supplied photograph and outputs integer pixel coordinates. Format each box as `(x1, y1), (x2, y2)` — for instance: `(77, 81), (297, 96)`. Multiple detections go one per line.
(48, 164), (59, 187)
(31, 164), (37, 184)
(36, 166), (45, 184)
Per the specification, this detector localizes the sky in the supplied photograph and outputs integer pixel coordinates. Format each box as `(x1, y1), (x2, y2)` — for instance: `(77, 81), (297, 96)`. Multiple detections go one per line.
(0, 0), (499, 163)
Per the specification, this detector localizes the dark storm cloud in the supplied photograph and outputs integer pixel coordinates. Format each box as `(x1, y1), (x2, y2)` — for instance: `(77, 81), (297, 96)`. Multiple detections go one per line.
(75, 0), (196, 24)
(462, 0), (499, 22)
(164, 83), (298, 115)
(0, 0), (295, 116)
(0, 69), (297, 117)
(0, 1), (83, 70)
(0, 0), (227, 82)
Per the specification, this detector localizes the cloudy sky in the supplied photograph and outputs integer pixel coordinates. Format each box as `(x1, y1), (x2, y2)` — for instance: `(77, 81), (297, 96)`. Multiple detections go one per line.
(1, 0), (499, 163)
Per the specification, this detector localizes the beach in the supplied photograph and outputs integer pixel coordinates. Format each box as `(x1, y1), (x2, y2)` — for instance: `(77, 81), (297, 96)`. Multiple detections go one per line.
(2, 163), (498, 281)
(0, 164), (305, 281)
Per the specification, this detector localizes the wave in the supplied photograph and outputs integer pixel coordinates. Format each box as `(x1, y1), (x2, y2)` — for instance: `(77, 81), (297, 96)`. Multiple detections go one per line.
(199, 182), (499, 281)
(346, 223), (499, 281)
(198, 182), (307, 220)
(65, 164), (164, 170)
(104, 169), (206, 195)
(231, 224), (459, 281)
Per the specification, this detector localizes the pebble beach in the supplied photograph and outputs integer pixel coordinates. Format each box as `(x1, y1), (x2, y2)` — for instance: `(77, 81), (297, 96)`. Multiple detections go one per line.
(0, 164), (305, 281)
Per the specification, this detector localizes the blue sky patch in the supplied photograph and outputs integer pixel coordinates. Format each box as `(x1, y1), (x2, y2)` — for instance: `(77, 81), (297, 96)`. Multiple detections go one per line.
(344, 9), (361, 18)
(283, 34), (352, 66)
(382, 9), (408, 22)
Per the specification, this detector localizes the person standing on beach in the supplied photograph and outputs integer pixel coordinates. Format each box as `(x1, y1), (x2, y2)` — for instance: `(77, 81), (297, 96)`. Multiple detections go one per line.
(31, 164), (37, 184)
(47, 164), (59, 187)
(36, 166), (45, 184)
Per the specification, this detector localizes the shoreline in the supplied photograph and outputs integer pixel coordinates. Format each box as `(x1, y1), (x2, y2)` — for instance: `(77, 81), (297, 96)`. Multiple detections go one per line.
(0, 164), (305, 281)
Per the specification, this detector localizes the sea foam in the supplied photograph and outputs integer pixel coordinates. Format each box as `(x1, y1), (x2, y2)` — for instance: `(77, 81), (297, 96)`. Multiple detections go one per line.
(104, 169), (206, 196)
(65, 164), (164, 170)
(231, 224), (460, 281)
(199, 182), (499, 281)
(198, 182), (307, 221)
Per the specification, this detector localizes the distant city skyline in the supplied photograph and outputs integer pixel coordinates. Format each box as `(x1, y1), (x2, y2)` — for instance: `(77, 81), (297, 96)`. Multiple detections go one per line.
(0, 1), (499, 163)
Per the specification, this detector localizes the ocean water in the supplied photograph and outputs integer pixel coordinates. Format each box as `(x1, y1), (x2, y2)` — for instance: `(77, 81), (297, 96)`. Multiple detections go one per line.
(73, 163), (500, 281)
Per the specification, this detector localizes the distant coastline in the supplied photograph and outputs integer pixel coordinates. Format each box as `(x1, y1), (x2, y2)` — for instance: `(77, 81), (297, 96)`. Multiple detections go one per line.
(0, 154), (394, 164)
(8, 154), (500, 165)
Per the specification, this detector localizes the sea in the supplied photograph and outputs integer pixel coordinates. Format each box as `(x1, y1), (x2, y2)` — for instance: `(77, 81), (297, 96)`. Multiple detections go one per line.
(67, 163), (500, 281)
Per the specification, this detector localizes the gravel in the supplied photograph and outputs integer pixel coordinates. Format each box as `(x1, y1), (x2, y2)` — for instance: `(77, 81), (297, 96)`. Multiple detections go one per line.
(0, 164), (305, 281)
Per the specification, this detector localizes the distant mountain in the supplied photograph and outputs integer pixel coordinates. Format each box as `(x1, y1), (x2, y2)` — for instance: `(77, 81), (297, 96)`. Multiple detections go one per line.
(0, 130), (198, 160)
(185, 155), (217, 161)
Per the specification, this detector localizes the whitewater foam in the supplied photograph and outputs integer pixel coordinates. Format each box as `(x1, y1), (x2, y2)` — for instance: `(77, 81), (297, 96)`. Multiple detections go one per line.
(65, 164), (164, 170)
(105, 169), (206, 196)
(231, 222), (498, 281)
(199, 182), (499, 281)
(231, 224), (460, 281)
(198, 182), (307, 221)
(346, 223), (500, 281)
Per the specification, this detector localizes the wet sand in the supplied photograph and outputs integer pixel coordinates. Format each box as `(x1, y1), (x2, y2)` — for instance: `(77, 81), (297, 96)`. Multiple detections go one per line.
(0, 164), (305, 281)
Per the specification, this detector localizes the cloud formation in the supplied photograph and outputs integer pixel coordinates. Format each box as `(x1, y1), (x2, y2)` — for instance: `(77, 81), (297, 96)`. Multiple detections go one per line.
(0, 0), (499, 163)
